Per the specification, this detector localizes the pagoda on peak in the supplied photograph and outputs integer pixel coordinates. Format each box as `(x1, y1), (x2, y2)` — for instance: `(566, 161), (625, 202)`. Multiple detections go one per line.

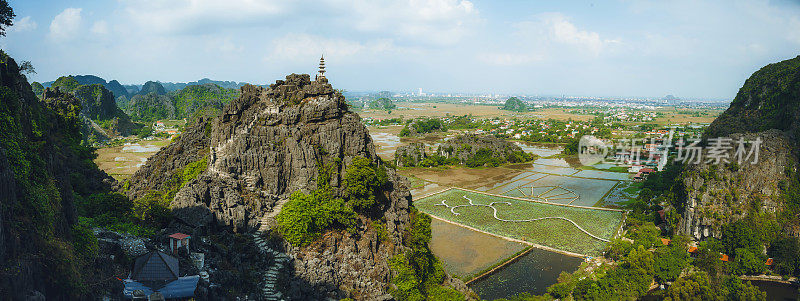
(316, 55), (326, 81)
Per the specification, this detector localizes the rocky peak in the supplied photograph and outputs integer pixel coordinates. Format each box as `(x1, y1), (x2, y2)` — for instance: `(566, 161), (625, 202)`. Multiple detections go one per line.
(125, 73), (474, 299)
(138, 80), (167, 96)
(704, 55), (800, 140)
(678, 55), (800, 241)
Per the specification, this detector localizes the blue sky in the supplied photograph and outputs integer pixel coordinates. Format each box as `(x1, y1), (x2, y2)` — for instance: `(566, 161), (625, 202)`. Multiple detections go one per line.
(2, 0), (800, 99)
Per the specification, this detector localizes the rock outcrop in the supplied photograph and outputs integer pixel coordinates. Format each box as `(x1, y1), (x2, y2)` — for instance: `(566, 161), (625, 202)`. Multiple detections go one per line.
(678, 130), (795, 240)
(438, 133), (525, 161)
(677, 55), (800, 241)
(72, 84), (140, 138)
(125, 74), (473, 299)
(0, 52), (118, 299)
(395, 143), (427, 167)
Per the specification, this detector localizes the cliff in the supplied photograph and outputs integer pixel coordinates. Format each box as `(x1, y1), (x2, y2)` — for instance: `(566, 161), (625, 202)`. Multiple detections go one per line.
(704, 55), (800, 140)
(0, 52), (119, 299)
(72, 84), (140, 138)
(677, 55), (800, 240)
(125, 74), (473, 299)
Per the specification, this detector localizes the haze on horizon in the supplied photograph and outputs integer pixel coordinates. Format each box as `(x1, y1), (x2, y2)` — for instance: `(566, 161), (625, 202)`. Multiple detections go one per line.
(2, 0), (800, 99)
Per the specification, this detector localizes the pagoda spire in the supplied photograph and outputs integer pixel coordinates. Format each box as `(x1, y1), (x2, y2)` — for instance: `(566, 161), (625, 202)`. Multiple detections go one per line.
(316, 55), (326, 80)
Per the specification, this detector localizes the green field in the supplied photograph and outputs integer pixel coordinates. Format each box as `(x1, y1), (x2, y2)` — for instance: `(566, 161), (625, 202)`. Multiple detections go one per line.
(415, 188), (625, 255)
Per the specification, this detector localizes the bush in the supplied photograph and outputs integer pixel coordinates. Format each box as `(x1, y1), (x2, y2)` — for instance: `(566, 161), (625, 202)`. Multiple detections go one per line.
(71, 219), (99, 260)
(276, 189), (357, 247)
(389, 208), (463, 300)
(137, 126), (153, 138)
(343, 157), (388, 212)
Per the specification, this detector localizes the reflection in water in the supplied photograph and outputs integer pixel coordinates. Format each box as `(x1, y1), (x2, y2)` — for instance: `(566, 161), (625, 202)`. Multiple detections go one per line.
(514, 142), (563, 157)
(468, 248), (581, 300)
(370, 132), (401, 147)
(122, 143), (161, 153)
(751, 280), (799, 301)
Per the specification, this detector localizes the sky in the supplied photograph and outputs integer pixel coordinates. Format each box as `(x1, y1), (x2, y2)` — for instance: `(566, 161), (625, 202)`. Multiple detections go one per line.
(2, 0), (800, 99)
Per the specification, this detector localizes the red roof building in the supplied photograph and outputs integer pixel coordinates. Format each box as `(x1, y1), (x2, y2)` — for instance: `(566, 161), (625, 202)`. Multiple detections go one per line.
(660, 238), (671, 246)
(720, 254), (729, 262)
(168, 233), (191, 255)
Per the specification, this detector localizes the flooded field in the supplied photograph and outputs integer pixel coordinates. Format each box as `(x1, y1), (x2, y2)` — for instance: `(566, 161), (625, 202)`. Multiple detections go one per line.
(415, 188), (624, 255)
(94, 138), (171, 180)
(429, 219), (526, 279)
(468, 247), (582, 300)
(601, 181), (640, 207)
(513, 142), (563, 157)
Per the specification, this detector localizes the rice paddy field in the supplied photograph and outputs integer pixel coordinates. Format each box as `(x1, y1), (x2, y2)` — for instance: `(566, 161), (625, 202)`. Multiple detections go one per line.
(415, 188), (625, 255)
(429, 219), (527, 279)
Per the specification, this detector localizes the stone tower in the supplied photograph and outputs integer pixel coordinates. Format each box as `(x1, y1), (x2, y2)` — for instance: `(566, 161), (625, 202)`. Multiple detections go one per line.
(316, 55), (326, 81)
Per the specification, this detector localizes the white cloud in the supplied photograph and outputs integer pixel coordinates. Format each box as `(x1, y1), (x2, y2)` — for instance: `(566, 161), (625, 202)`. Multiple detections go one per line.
(479, 53), (543, 66)
(49, 8), (83, 42)
(122, 0), (287, 35)
(91, 20), (109, 35)
(515, 13), (619, 57)
(205, 37), (244, 53)
(9, 16), (37, 33)
(267, 34), (398, 62)
(342, 0), (480, 45)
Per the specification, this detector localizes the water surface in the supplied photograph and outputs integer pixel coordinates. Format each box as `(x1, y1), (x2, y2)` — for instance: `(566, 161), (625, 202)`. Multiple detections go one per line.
(468, 248), (582, 300)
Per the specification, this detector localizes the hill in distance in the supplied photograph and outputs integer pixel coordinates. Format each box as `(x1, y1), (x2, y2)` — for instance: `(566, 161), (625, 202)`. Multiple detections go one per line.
(502, 96), (527, 112)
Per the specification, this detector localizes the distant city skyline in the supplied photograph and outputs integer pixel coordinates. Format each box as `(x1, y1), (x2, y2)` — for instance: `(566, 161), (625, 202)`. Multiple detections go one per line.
(3, 0), (800, 99)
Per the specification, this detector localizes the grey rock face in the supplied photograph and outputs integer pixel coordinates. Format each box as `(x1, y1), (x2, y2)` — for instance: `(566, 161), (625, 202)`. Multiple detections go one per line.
(395, 143), (426, 167)
(678, 130), (795, 240)
(126, 74), (474, 299)
(438, 134), (523, 161)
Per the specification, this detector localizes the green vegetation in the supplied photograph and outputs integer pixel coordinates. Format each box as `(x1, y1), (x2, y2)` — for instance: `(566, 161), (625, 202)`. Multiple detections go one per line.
(343, 156), (389, 212)
(502, 97), (527, 112)
(400, 118), (447, 136)
(398, 139), (534, 168)
(275, 188), (358, 246)
(0, 0), (13, 37)
(526, 160), (776, 300)
(277, 156), (390, 246)
(31, 81), (44, 97)
(414, 189), (624, 255)
(705, 55), (800, 138)
(129, 156), (208, 230)
(389, 208), (465, 300)
(0, 50), (127, 296)
(368, 97), (396, 111)
(126, 93), (174, 121)
(172, 83), (238, 118)
(52, 76), (80, 93)
(125, 83), (238, 122)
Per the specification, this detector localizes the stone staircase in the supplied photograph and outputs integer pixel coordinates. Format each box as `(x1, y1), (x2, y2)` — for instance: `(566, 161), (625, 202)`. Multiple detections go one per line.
(258, 198), (290, 232)
(253, 232), (291, 301)
(252, 198), (293, 301)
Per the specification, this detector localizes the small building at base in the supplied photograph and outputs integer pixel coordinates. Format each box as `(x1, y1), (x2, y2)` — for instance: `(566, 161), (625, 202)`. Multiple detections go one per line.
(168, 233), (190, 255)
(123, 250), (198, 300)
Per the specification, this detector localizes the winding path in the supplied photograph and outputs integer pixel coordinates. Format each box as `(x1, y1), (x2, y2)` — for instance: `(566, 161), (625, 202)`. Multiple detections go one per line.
(435, 195), (610, 242)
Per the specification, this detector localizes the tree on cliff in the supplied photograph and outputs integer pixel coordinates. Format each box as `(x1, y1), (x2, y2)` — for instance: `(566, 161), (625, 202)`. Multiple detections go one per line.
(0, 0), (14, 36)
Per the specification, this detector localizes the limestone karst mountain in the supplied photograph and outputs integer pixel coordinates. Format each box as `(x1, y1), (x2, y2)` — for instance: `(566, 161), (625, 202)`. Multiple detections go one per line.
(675, 55), (800, 240)
(502, 96), (527, 112)
(0, 52), (121, 299)
(125, 74), (474, 299)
